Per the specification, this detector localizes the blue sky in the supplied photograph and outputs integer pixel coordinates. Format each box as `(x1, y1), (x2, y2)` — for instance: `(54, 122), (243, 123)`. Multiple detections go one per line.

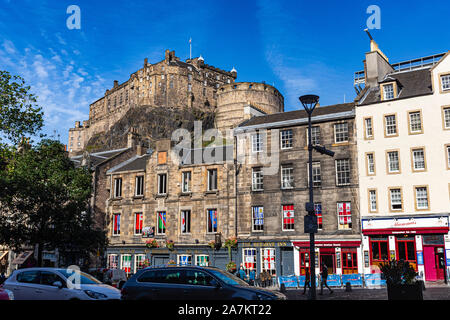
(1, 0), (449, 145)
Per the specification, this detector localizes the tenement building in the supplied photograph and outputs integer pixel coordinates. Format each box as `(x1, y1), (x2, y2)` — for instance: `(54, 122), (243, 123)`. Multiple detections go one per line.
(355, 39), (450, 281)
(233, 103), (361, 278)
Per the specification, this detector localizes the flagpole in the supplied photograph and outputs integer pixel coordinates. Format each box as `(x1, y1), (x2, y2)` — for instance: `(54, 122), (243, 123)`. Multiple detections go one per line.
(189, 38), (192, 60)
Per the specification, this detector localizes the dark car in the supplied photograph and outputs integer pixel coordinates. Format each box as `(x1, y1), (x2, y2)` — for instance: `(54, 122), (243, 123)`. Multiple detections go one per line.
(121, 265), (286, 300)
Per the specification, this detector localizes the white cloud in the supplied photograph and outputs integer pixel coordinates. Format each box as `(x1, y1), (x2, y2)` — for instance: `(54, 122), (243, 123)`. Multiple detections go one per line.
(1, 39), (106, 144)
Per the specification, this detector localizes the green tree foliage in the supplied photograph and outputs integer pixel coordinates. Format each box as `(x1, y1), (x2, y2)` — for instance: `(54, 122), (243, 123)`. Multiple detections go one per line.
(0, 139), (107, 267)
(0, 70), (44, 146)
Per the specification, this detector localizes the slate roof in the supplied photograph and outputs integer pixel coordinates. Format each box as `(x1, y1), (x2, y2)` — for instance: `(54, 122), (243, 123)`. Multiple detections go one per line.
(236, 103), (355, 130)
(107, 150), (153, 174)
(70, 147), (131, 168)
(359, 68), (433, 105)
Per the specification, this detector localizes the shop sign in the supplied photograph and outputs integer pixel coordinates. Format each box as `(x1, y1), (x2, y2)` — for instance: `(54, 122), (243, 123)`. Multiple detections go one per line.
(362, 216), (448, 231)
(142, 226), (155, 238)
(417, 251), (424, 265)
(446, 250), (450, 266)
(245, 242), (290, 247)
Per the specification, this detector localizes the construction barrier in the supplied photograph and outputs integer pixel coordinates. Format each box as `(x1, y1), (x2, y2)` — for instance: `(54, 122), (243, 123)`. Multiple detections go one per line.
(278, 275), (299, 288)
(341, 273), (363, 287)
(364, 273), (386, 287)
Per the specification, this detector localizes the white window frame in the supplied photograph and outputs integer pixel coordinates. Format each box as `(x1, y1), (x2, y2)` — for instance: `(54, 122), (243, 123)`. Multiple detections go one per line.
(412, 148), (425, 171)
(337, 202), (352, 230)
(120, 254), (132, 276)
(181, 171), (191, 193)
(441, 74), (450, 91)
(195, 255), (209, 267)
(364, 118), (373, 138)
(281, 165), (294, 189)
(307, 162), (321, 187)
(385, 115), (397, 136)
(157, 173), (167, 195)
(334, 122), (349, 143)
(409, 111), (422, 133)
(369, 190), (377, 212)
(383, 83), (395, 100)
(335, 159), (350, 186)
(112, 213), (121, 236)
(134, 212), (143, 235)
(251, 133), (263, 153)
(114, 178), (122, 198)
(252, 206), (264, 232)
(387, 151), (400, 173)
(134, 254), (146, 273)
(177, 254), (192, 266)
(444, 107), (450, 129)
(252, 167), (264, 191)
(367, 153), (375, 175)
(415, 187), (429, 210)
(261, 248), (276, 276)
(242, 248), (257, 274)
(282, 204), (295, 231)
(390, 189), (403, 211)
(108, 254), (118, 269)
(135, 175), (144, 196)
(280, 129), (293, 149)
(180, 210), (191, 234)
(207, 169), (217, 191)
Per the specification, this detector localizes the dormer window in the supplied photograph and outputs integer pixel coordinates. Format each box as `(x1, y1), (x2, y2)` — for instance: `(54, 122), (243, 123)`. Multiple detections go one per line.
(382, 83), (395, 100)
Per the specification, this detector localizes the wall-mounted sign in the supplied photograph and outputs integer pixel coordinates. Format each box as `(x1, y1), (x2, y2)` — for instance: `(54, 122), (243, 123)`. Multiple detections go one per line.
(417, 251), (424, 265)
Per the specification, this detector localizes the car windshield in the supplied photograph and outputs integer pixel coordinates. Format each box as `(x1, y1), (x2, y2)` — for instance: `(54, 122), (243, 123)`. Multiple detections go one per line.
(58, 269), (102, 285)
(208, 269), (249, 286)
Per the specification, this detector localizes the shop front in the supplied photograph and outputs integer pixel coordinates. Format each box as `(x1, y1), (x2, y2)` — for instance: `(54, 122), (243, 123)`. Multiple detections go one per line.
(361, 215), (450, 282)
(237, 240), (293, 278)
(106, 245), (231, 277)
(292, 239), (362, 277)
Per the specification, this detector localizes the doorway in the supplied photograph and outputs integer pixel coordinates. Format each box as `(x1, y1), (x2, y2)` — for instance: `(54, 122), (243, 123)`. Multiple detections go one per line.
(424, 246), (445, 281)
(319, 250), (335, 274)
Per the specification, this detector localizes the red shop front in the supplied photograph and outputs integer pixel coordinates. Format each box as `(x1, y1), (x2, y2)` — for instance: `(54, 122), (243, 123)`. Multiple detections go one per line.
(293, 240), (361, 276)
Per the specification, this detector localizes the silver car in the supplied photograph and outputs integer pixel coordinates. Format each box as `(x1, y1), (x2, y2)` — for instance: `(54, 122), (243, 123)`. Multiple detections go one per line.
(3, 267), (121, 300)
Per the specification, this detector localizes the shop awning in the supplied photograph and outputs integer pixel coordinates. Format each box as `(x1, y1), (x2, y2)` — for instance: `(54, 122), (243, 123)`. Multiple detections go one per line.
(0, 251), (8, 260)
(11, 251), (33, 265)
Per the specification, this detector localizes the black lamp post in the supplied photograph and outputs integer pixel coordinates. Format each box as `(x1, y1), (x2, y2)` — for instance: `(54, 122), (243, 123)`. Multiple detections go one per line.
(299, 95), (335, 300)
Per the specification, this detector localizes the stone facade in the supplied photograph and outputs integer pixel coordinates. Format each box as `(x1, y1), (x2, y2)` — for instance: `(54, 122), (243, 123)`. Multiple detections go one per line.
(233, 103), (361, 277)
(68, 49), (238, 156)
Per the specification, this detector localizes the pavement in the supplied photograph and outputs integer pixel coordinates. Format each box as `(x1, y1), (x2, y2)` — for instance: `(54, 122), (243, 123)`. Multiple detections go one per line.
(275, 282), (450, 300)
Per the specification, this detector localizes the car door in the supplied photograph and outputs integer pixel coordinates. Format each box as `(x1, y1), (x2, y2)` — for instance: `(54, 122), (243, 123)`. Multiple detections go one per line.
(182, 269), (228, 300)
(38, 271), (70, 300)
(12, 270), (41, 300)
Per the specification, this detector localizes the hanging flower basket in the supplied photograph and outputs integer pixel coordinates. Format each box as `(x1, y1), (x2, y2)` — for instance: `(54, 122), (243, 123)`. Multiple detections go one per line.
(166, 240), (175, 251)
(168, 259), (176, 265)
(208, 240), (216, 249)
(145, 238), (159, 248)
(141, 259), (151, 268)
(226, 261), (237, 273)
(224, 237), (238, 260)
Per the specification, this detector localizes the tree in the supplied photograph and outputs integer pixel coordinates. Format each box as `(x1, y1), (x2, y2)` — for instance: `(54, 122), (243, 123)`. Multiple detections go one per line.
(0, 70), (44, 146)
(0, 139), (107, 267)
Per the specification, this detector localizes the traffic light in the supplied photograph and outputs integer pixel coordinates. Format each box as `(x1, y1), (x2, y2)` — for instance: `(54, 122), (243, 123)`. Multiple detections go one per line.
(313, 145), (335, 157)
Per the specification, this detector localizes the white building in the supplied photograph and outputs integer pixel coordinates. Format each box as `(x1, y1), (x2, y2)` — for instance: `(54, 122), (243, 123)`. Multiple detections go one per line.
(355, 38), (450, 282)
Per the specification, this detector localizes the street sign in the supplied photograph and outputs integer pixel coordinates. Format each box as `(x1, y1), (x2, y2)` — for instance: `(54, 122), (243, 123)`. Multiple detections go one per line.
(304, 215), (318, 233)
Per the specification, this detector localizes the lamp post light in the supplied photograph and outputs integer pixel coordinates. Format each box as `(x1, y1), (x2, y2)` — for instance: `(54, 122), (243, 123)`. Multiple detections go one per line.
(299, 95), (334, 300)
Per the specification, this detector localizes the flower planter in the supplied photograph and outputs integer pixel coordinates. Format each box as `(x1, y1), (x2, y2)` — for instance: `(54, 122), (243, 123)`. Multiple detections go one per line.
(387, 282), (423, 300)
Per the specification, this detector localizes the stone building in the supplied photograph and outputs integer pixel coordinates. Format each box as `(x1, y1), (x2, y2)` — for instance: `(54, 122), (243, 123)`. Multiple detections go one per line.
(103, 137), (239, 275)
(68, 49), (237, 155)
(233, 102), (361, 278)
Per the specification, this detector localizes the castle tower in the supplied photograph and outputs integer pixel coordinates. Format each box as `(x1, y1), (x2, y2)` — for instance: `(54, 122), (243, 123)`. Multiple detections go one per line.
(215, 82), (284, 132)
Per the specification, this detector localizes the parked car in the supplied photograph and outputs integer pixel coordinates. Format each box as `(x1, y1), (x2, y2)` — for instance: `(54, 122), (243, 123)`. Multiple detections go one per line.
(121, 265), (286, 300)
(0, 288), (14, 300)
(88, 268), (127, 289)
(2, 267), (121, 300)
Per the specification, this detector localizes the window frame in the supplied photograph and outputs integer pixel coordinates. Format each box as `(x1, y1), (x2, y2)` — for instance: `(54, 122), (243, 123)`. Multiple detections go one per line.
(368, 189), (378, 213)
(252, 206), (264, 232)
(156, 211), (166, 235)
(333, 122), (349, 144)
(384, 113), (398, 137)
(207, 168), (218, 191)
(281, 165), (294, 189)
(365, 152), (376, 176)
(407, 110), (423, 135)
(386, 149), (401, 174)
(442, 106), (450, 130)
(335, 158), (351, 186)
(134, 212), (143, 235)
(252, 167), (264, 191)
(280, 129), (293, 150)
(157, 173), (167, 195)
(180, 209), (191, 234)
(181, 171), (192, 193)
(206, 208), (218, 234)
(261, 248), (276, 276)
(446, 144), (450, 170)
(112, 213), (121, 236)
(135, 175), (144, 197)
(414, 185), (430, 211)
(281, 204), (295, 231)
(337, 201), (352, 230)
(410, 147), (427, 172)
(439, 73), (450, 93)
(388, 187), (404, 212)
(242, 248), (257, 274)
(251, 132), (263, 153)
(381, 82), (397, 101)
(363, 117), (374, 140)
(114, 177), (122, 198)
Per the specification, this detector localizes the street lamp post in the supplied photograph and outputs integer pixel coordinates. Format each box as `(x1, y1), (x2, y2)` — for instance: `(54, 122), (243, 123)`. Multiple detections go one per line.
(299, 95), (334, 300)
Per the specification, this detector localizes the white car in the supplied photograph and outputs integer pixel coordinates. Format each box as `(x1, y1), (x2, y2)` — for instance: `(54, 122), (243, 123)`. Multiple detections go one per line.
(3, 267), (121, 300)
